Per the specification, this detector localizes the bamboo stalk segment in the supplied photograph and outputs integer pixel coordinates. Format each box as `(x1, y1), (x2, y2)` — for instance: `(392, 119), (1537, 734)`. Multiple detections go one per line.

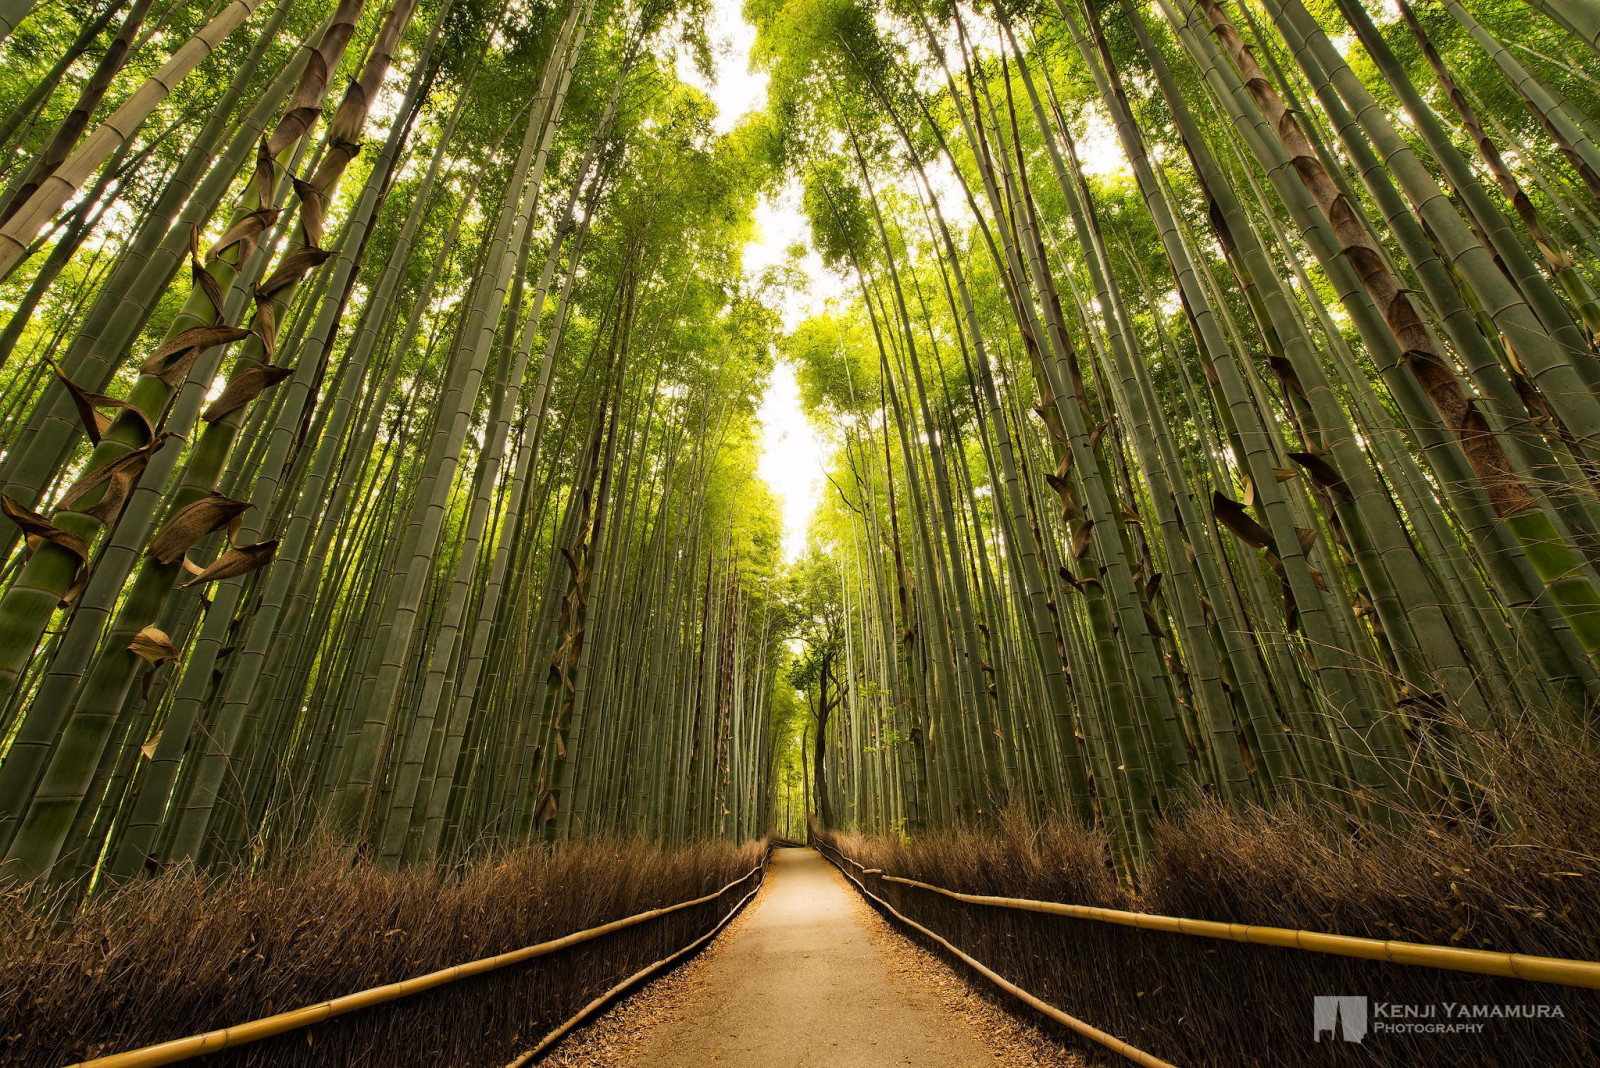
(0, 0), (269, 279)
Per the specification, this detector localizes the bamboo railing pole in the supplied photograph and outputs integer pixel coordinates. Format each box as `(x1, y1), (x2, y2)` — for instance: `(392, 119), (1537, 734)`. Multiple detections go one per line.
(64, 862), (766, 1068)
(504, 877), (764, 1066)
(820, 843), (1600, 990)
(817, 843), (1177, 1068)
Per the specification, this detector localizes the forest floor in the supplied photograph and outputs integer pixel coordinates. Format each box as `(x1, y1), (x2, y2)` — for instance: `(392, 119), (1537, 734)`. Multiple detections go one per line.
(542, 845), (1086, 1067)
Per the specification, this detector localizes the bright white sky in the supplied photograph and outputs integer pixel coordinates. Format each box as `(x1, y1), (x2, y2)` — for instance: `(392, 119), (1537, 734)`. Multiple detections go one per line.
(678, 0), (836, 564)
(674, 0), (1128, 564)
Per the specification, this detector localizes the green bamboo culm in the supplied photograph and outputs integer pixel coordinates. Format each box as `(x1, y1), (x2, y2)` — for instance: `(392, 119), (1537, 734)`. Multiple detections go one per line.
(0, 0), (1598, 890)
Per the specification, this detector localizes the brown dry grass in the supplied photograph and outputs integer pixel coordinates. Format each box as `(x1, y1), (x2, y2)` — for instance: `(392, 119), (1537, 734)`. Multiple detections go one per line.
(0, 836), (765, 1067)
(822, 732), (1600, 1066)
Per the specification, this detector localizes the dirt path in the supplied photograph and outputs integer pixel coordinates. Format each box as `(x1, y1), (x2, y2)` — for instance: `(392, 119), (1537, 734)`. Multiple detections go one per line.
(544, 846), (1081, 1067)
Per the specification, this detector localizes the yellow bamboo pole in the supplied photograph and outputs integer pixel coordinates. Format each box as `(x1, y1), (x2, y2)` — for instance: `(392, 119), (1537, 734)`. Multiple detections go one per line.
(821, 843), (1600, 990)
(818, 843), (1177, 1068)
(503, 877), (764, 1067)
(64, 862), (767, 1068)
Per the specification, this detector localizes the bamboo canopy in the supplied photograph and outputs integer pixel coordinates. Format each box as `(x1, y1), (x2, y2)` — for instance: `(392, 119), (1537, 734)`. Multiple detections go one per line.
(0, 0), (1596, 891)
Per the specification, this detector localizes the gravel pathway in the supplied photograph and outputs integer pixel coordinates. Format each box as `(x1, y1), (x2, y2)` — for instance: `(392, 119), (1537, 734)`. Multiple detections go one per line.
(542, 846), (1085, 1067)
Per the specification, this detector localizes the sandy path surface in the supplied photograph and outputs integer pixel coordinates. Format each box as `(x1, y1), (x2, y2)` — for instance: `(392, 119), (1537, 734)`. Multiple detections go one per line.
(543, 845), (1085, 1067)
(617, 846), (1005, 1067)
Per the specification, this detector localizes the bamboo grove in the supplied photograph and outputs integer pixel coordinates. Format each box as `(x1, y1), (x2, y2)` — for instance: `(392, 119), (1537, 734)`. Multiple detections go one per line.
(757, 0), (1600, 852)
(3, 0), (1600, 892)
(0, 0), (788, 888)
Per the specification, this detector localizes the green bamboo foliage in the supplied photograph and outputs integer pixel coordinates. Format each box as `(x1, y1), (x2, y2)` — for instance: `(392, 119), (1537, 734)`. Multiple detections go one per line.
(0, 0), (789, 888)
(3, 0), (1600, 887)
(0, 0), (275, 280)
(746, 0), (1600, 849)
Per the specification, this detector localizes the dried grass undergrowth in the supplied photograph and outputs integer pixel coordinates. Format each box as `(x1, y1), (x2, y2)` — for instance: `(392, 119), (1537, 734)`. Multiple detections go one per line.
(823, 735), (1600, 1066)
(0, 836), (765, 1067)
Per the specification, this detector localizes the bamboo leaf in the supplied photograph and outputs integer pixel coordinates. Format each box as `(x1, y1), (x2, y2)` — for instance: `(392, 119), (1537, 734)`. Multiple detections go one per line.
(146, 494), (253, 564)
(176, 538), (279, 590)
(49, 359), (142, 444)
(129, 625), (179, 666)
(1212, 492), (1275, 551)
(202, 364), (293, 422)
(56, 434), (171, 523)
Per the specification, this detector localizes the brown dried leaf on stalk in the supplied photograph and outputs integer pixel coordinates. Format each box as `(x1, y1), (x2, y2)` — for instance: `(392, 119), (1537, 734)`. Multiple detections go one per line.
(1268, 355), (1306, 401)
(325, 78), (373, 145)
(267, 97), (327, 160)
(177, 538), (279, 590)
(1280, 576), (1301, 632)
(129, 625), (179, 666)
(203, 364), (293, 423)
(255, 247), (333, 303)
(146, 493), (252, 564)
(254, 300), (278, 359)
(56, 434), (171, 523)
(1, 494), (88, 563)
(1070, 519), (1095, 559)
(1289, 451), (1350, 498)
(140, 326), (251, 385)
(50, 360), (141, 444)
(292, 177), (328, 248)
(145, 325), (251, 363)
(207, 207), (281, 264)
(1044, 469), (1083, 523)
(189, 226), (224, 316)
(1212, 492), (1275, 551)
(1142, 605), (1167, 638)
(252, 138), (276, 210)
